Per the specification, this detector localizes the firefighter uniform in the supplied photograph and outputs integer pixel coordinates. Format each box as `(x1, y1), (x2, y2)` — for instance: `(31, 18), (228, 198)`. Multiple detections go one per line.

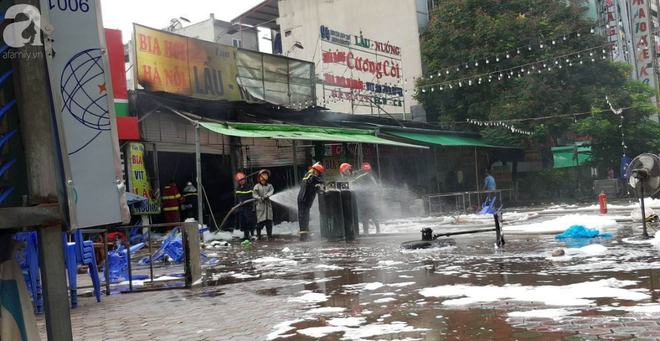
(297, 165), (324, 240)
(181, 182), (199, 220)
(162, 182), (183, 224)
(350, 170), (381, 234)
(235, 184), (255, 239)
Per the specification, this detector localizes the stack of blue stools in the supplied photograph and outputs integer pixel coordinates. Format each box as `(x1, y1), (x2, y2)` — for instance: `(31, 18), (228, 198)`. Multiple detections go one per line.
(62, 230), (102, 308)
(14, 232), (43, 314)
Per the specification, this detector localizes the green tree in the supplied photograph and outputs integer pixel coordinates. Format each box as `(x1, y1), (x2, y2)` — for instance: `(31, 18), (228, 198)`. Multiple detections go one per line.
(417, 0), (659, 170)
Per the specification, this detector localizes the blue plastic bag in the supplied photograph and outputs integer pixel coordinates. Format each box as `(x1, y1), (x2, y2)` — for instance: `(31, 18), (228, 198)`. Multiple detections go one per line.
(555, 225), (612, 239)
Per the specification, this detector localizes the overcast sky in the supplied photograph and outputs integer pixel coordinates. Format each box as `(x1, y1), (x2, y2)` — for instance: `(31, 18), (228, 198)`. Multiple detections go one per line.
(100, 0), (265, 43)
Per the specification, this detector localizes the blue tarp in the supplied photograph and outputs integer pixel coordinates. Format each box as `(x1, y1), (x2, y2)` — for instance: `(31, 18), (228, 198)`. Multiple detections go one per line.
(555, 225), (612, 239)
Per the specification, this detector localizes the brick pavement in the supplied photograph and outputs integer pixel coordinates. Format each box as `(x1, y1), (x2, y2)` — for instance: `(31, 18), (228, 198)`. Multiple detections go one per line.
(36, 279), (308, 341)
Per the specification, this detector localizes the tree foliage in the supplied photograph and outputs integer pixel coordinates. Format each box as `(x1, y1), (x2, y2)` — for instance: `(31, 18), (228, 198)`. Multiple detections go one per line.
(417, 0), (660, 169)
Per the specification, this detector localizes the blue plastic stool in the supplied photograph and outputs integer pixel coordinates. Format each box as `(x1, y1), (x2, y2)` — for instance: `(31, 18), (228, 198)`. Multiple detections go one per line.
(14, 232), (43, 314)
(63, 230), (102, 308)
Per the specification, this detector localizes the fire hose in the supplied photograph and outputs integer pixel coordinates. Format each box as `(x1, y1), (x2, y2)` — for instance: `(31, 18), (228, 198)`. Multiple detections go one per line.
(217, 198), (258, 231)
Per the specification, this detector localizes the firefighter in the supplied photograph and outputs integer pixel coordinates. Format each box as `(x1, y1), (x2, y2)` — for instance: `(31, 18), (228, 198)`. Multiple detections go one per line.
(340, 163), (354, 178)
(162, 180), (183, 226)
(253, 169), (275, 240)
(297, 162), (324, 241)
(181, 181), (199, 221)
(351, 163), (381, 234)
(235, 172), (255, 240)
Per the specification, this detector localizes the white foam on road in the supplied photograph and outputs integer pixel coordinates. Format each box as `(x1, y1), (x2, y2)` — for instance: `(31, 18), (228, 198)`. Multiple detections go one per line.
(508, 308), (581, 320)
(314, 264), (344, 270)
(267, 319), (305, 340)
(328, 317), (366, 327)
(305, 307), (346, 314)
(374, 297), (397, 304)
(505, 214), (618, 234)
(419, 278), (648, 306)
(296, 321), (429, 340)
(252, 257), (298, 266)
(288, 292), (329, 304)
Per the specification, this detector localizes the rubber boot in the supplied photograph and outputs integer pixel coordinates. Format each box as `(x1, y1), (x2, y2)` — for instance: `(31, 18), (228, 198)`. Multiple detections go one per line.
(266, 224), (273, 240)
(243, 229), (250, 241)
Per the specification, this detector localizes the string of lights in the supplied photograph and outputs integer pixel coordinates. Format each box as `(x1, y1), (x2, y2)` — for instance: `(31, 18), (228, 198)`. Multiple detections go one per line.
(413, 27), (599, 81)
(416, 43), (612, 93)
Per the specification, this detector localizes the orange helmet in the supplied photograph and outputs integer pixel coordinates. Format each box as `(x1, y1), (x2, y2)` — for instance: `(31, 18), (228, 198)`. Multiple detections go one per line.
(362, 163), (372, 171)
(258, 169), (271, 181)
(311, 162), (325, 174)
(235, 172), (246, 181)
(340, 163), (352, 175)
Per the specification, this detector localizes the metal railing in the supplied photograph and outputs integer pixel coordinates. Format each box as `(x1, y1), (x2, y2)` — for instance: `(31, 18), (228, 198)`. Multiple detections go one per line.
(73, 222), (202, 294)
(427, 189), (514, 215)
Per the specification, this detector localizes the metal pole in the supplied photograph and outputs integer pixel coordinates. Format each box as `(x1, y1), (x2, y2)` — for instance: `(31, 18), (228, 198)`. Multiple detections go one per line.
(103, 230), (110, 296)
(641, 185), (649, 238)
(196, 124), (204, 227)
(293, 140), (299, 186)
(127, 237), (133, 292)
(148, 216), (154, 283)
(38, 224), (73, 341)
(474, 148), (480, 205)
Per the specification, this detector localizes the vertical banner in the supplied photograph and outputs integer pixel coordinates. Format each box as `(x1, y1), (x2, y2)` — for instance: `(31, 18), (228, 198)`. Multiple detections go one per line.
(106, 28), (139, 140)
(41, 0), (129, 229)
(631, 0), (655, 88)
(127, 142), (160, 215)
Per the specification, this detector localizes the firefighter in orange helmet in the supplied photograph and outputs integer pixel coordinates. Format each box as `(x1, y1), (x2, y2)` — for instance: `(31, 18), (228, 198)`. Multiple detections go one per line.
(162, 180), (184, 226)
(340, 163), (354, 178)
(297, 162), (324, 241)
(351, 162), (381, 234)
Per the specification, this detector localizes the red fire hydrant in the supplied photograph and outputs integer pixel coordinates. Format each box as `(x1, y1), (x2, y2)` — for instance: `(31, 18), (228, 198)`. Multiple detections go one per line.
(599, 191), (608, 214)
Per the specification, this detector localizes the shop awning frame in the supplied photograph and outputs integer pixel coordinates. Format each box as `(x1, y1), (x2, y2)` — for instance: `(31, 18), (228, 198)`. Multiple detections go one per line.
(385, 131), (522, 149)
(552, 143), (592, 168)
(200, 122), (428, 149)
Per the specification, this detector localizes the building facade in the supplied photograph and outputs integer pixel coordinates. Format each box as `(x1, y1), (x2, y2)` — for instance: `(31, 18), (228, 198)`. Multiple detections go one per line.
(172, 13), (260, 51)
(235, 0), (435, 120)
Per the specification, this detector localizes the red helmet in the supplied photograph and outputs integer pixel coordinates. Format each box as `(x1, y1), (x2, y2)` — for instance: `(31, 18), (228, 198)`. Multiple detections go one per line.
(258, 169), (271, 180)
(311, 162), (325, 174)
(362, 163), (372, 171)
(340, 163), (352, 175)
(235, 172), (246, 181)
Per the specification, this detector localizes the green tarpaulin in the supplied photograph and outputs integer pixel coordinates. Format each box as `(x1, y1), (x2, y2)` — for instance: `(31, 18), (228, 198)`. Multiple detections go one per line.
(552, 143), (592, 168)
(199, 122), (428, 149)
(387, 132), (518, 148)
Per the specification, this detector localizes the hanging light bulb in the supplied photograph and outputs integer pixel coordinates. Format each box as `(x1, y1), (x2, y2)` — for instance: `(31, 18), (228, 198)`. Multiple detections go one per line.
(528, 46), (532, 51)
(580, 60), (583, 64)
(422, 89), (426, 93)
(440, 86), (443, 90)
(430, 75), (433, 79)
(459, 82), (462, 87)
(438, 72), (441, 77)
(591, 58), (595, 62)
(577, 32), (581, 37)
(475, 61), (479, 66)
(465, 63), (469, 69)
(555, 60), (559, 65)
(506, 53), (510, 58)
(563, 35), (567, 41)
(517, 49), (521, 54)
(566, 59), (569, 63)
(590, 27), (594, 33)
(569, 62), (573, 66)
(543, 63), (547, 68)
(552, 40), (556, 45)
(431, 87), (434, 92)
(449, 84), (453, 89)
(540, 43), (544, 49)
(446, 70), (450, 75)
(548, 67), (552, 71)
(486, 59), (490, 64)
(559, 64), (562, 68)
(496, 56), (500, 62)
(469, 80), (472, 85)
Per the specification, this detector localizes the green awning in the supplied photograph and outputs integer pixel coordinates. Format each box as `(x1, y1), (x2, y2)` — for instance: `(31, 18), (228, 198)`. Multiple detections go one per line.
(552, 143), (592, 168)
(199, 122), (428, 149)
(387, 132), (518, 148)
